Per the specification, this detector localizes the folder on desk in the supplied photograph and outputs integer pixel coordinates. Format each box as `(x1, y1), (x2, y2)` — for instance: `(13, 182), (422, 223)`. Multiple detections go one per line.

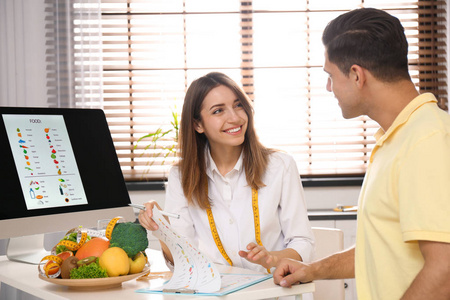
(136, 273), (272, 296)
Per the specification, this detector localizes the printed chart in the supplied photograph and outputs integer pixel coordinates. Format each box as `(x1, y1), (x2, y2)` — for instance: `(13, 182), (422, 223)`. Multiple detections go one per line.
(3, 114), (87, 210)
(137, 207), (272, 296)
(149, 207), (221, 293)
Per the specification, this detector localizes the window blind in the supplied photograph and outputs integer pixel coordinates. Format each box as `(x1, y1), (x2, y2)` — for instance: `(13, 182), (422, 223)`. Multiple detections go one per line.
(98, 0), (447, 181)
(45, 0), (103, 108)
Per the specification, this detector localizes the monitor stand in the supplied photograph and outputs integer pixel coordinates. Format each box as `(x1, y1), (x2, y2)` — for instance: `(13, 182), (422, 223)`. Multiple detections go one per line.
(6, 234), (50, 265)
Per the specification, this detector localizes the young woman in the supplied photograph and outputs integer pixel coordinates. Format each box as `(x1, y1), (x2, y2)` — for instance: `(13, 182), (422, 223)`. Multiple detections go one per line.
(138, 72), (314, 273)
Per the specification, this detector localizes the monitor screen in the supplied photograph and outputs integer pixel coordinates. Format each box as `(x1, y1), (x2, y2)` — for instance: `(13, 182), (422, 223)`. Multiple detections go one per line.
(0, 107), (135, 264)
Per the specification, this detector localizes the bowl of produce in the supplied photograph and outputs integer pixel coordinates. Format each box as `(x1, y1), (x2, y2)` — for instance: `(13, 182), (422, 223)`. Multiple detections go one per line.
(38, 266), (150, 290)
(38, 218), (151, 290)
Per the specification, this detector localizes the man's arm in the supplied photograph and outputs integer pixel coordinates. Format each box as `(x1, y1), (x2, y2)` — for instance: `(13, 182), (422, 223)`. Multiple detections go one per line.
(401, 240), (450, 300)
(273, 246), (355, 287)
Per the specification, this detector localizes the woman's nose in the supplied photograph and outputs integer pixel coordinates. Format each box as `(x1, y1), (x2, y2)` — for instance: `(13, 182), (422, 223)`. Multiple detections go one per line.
(227, 109), (241, 122)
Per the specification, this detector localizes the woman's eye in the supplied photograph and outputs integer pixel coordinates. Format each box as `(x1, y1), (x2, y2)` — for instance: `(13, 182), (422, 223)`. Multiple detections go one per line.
(213, 108), (222, 114)
(235, 102), (243, 108)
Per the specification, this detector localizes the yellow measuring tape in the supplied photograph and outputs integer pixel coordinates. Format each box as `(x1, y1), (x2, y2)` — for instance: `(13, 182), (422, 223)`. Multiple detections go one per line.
(206, 187), (270, 273)
(105, 217), (122, 240)
(38, 217), (124, 278)
(55, 217), (122, 251)
(56, 231), (89, 251)
(38, 255), (63, 278)
(252, 189), (263, 248)
(206, 207), (233, 265)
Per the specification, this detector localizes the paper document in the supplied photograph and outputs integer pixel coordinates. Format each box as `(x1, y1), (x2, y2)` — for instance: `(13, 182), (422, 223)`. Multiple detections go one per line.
(136, 207), (271, 295)
(147, 207), (221, 293)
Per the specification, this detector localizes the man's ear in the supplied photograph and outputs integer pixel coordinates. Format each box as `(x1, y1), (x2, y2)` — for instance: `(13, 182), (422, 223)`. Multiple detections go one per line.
(194, 120), (204, 134)
(350, 64), (366, 89)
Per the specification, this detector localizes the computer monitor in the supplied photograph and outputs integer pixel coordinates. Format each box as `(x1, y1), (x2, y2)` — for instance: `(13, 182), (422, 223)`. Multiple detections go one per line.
(0, 107), (135, 264)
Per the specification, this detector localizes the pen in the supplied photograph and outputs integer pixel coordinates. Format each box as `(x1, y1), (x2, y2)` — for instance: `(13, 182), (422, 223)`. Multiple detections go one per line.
(128, 203), (180, 219)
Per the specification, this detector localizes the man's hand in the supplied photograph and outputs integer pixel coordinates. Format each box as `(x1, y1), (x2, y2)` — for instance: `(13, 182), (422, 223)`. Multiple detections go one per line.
(273, 258), (314, 287)
(274, 247), (355, 288)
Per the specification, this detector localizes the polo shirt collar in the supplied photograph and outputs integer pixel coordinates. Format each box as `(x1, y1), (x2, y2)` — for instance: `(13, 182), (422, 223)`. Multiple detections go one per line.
(374, 93), (437, 145)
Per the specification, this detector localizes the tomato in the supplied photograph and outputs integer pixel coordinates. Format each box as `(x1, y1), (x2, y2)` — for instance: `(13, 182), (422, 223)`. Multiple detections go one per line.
(75, 237), (110, 260)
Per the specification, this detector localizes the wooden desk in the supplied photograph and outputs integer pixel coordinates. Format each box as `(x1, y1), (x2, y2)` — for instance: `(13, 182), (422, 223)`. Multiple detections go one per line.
(0, 249), (314, 300)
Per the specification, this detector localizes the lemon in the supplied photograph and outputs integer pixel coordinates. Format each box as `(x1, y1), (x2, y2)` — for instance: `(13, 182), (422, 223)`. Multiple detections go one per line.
(99, 247), (130, 277)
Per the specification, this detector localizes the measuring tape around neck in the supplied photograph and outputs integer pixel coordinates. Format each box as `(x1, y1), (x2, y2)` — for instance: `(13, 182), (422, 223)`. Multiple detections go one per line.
(206, 187), (269, 272)
(206, 206), (233, 265)
(251, 188), (263, 248)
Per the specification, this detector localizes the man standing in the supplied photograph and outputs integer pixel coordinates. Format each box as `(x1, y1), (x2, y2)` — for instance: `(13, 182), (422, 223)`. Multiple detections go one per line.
(273, 8), (450, 300)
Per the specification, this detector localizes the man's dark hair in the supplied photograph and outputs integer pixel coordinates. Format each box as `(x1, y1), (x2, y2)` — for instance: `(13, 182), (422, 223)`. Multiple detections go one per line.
(322, 8), (411, 82)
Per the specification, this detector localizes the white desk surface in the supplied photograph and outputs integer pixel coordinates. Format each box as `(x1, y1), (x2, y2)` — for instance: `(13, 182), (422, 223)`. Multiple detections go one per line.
(0, 249), (314, 300)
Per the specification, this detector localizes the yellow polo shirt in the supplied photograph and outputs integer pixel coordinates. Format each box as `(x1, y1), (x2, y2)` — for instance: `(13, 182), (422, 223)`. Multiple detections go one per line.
(355, 93), (450, 299)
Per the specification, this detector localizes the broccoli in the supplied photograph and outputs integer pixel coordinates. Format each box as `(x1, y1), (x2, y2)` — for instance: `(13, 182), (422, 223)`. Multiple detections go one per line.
(70, 262), (108, 279)
(109, 222), (148, 258)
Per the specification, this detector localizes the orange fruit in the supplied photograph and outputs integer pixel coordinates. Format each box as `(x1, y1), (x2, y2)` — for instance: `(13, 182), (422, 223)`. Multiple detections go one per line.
(57, 251), (73, 261)
(75, 237), (110, 260)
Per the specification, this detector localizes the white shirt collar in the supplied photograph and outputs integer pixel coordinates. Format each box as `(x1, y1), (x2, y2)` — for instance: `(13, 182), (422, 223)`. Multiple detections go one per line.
(205, 145), (244, 181)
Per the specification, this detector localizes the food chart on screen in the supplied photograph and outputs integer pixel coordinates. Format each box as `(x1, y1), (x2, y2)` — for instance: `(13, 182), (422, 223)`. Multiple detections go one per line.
(2, 114), (87, 210)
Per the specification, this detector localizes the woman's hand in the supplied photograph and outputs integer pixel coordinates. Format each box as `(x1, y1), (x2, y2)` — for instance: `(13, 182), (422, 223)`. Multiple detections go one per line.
(137, 200), (175, 265)
(238, 242), (277, 269)
(137, 200), (163, 231)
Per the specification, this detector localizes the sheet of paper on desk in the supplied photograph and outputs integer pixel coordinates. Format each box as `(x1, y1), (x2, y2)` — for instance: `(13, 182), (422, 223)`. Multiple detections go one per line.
(148, 207), (221, 293)
(137, 273), (272, 296)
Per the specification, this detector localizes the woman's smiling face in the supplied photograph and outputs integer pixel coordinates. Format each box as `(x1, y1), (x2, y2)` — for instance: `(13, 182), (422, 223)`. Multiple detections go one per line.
(195, 84), (248, 151)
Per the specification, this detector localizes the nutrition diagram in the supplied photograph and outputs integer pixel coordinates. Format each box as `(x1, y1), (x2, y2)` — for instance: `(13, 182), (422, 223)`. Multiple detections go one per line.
(2, 114), (88, 210)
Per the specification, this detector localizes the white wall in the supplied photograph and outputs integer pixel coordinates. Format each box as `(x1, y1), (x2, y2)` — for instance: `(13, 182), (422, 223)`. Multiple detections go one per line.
(128, 185), (362, 210)
(0, 0), (47, 107)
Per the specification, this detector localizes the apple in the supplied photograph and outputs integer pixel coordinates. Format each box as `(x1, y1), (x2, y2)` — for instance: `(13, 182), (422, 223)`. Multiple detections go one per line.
(128, 251), (147, 274)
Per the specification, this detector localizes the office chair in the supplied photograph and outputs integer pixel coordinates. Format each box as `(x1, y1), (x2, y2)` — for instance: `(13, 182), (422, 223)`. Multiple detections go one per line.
(312, 227), (345, 300)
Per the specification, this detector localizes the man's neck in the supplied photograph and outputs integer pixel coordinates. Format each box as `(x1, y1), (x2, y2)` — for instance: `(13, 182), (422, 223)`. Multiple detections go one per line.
(366, 79), (419, 131)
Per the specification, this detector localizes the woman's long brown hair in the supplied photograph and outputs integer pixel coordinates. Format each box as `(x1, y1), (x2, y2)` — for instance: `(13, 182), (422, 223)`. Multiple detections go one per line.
(177, 72), (273, 210)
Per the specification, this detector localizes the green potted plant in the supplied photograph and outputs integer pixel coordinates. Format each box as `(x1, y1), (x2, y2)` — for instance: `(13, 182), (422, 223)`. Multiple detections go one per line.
(134, 108), (179, 180)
